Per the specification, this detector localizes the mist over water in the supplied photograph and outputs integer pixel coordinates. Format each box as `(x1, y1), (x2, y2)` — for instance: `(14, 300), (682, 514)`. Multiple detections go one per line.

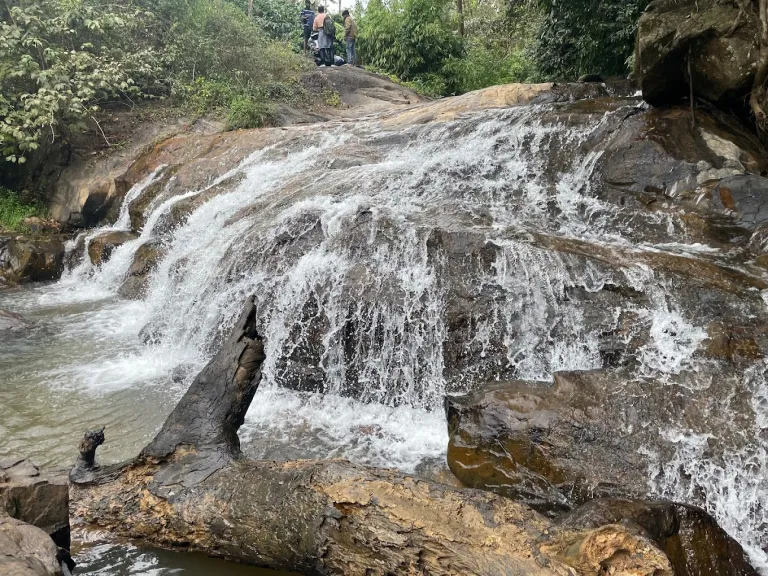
(1, 101), (767, 571)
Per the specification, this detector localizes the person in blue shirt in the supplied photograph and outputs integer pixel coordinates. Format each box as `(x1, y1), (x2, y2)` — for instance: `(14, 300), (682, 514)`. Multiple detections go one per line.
(300, 1), (315, 56)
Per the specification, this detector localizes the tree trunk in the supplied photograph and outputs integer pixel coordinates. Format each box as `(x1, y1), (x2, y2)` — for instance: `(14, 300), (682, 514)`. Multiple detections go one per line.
(457, 0), (465, 36)
(248, 0), (253, 18)
(68, 299), (676, 576)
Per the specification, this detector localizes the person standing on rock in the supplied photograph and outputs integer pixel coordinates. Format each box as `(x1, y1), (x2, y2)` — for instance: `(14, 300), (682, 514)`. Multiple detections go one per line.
(300, 1), (315, 56)
(342, 9), (358, 66)
(313, 6), (334, 67)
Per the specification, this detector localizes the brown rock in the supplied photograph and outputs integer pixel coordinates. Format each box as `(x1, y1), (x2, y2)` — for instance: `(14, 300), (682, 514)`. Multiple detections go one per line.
(445, 370), (758, 515)
(0, 458), (69, 547)
(0, 236), (65, 286)
(86, 230), (137, 266)
(118, 241), (164, 299)
(705, 321), (764, 362)
(636, 0), (759, 106)
(553, 498), (759, 576)
(0, 513), (62, 576)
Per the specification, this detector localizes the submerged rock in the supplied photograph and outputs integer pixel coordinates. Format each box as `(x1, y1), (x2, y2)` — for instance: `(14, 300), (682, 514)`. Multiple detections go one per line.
(445, 370), (761, 515)
(636, 0), (759, 106)
(0, 309), (30, 332)
(86, 230), (137, 266)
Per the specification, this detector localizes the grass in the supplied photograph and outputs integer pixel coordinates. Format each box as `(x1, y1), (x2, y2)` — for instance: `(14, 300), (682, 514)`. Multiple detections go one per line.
(0, 188), (46, 232)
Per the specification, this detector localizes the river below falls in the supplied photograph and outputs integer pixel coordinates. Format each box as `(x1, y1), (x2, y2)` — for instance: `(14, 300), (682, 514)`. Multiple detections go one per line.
(0, 280), (446, 574)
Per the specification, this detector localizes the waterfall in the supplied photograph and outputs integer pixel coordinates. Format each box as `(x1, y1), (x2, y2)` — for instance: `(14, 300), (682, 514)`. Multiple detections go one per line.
(9, 100), (768, 570)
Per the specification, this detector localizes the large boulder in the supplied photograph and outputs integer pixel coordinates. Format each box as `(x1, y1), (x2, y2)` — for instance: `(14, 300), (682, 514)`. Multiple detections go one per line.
(121, 92), (768, 401)
(546, 498), (759, 576)
(86, 230), (137, 266)
(445, 370), (759, 515)
(0, 459), (69, 549)
(0, 514), (62, 576)
(0, 236), (65, 287)
(636, 0), (759, 106)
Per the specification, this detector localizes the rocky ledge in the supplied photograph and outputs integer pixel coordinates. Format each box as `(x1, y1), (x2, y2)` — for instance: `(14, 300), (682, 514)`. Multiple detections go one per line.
(0, 236), (66, 289)
(0, 458), (71, 576)
(445, 369), (763, 574)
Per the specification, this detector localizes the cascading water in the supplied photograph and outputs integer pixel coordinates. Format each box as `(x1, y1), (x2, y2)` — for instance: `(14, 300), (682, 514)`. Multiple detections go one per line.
(2, 98), (767, 571)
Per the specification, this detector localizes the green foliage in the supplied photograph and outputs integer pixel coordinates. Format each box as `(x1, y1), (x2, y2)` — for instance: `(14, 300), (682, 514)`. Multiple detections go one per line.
(227, 95), (272, 129)
(358, 0), (462, 87)
(532, 0), (650, 80)
(355, 0), (647, 95)
(443, 43), (535, 93)
(231, 0), (299, 40)
(0, 187), (45, 231)
(165, 0), (304, 86)
(0, 0), (310, 166)
(356, 0), (543, 96)
(0, 0), (162, 162)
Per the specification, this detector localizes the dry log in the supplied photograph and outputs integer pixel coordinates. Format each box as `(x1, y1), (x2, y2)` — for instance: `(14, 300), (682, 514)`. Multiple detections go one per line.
(69, 299), (676, 575)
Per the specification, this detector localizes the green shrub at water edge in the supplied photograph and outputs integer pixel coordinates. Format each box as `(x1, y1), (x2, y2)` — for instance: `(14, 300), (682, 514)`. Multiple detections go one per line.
(0, 189), (46, 231)
(227, 96), (273, 130)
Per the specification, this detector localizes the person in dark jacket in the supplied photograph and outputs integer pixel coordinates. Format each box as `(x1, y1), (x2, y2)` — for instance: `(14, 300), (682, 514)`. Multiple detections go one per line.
(300, 1), (315, 56)
(342, 9), (358, 66)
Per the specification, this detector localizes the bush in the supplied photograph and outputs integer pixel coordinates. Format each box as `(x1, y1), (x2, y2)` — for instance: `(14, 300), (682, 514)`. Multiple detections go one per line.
(0, 0), (163, 163)
(0, 188), (46, 231)
(0, 0), (310, 170)
(443, 43), (536, 93)
(358, 0), (463, 86)
(231, 0), (299, 40)
(227, 95), (273, 129)
(533, 0), (650, 80)
(165, 0), (307, 91)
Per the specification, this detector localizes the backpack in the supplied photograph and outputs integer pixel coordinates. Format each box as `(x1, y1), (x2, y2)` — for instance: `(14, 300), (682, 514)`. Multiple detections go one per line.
(322, 15), (335, 37)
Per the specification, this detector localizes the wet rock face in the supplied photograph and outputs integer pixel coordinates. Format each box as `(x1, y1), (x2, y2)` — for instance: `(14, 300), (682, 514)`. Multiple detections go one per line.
(445, 370), (760, 515)
(553, 498), (759, 576)
(0, 236), (65, 287)
(118, 241), (164, 299)
(86, 230), (137, 266)
(598, 106), (766, 244)
(118, 93), (768, 404)
(636, 0), (759, 106)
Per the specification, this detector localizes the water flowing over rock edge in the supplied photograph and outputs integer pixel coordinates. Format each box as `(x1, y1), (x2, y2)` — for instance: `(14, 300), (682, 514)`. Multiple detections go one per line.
(3, 78), (768, 573)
